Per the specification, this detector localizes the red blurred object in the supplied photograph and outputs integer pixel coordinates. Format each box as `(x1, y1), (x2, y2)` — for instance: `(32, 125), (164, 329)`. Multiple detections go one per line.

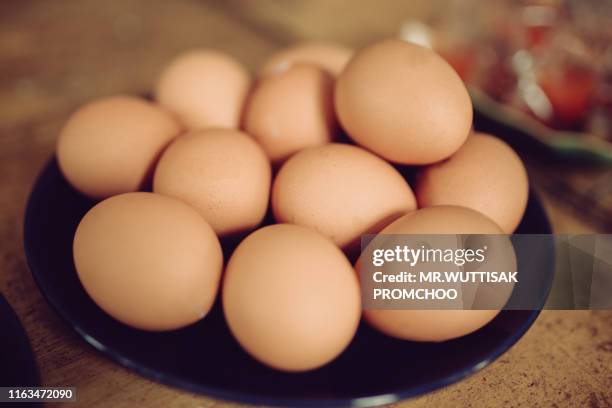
(428, 0), (612, 142)
(525, 25), (552, 49)
(483, 58), (518, 103)
(539, 65), (595, 129)
(439, 48), (477, 81)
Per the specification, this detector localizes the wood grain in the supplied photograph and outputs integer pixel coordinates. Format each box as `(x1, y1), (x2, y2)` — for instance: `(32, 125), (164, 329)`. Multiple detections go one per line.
(0, 1), (610, 407)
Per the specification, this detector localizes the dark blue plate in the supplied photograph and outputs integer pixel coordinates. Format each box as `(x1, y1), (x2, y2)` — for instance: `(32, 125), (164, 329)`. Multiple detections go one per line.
(24, 158), (552, 407)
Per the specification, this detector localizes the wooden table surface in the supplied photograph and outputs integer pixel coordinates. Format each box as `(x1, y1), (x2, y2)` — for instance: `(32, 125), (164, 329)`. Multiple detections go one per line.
(1, 1), (610, 407)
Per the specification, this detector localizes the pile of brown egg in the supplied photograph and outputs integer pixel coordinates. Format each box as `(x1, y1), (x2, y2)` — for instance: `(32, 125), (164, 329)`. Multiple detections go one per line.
(56, 39), (528, 372)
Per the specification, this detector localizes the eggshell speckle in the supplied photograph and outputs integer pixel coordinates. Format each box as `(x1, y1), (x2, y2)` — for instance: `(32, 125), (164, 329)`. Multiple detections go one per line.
(415, 133), (529, 233)
(154, 49), (251, 130)
(222, 224), (361, 371)
(73, 192), (223, 331)
(153, 129), (271, 236)
(272, 143), (416, 250)
(244, 64), (337, 164)
(56, 95), (181, 199)
(335, 39), (472, 164)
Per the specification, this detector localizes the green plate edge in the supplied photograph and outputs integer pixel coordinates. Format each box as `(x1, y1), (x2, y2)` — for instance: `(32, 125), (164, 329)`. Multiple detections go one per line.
(470, 87), (612, 165)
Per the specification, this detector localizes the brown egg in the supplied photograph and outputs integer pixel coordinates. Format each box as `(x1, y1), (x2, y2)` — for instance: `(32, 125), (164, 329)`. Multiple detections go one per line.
(415, 133), (529, 233)
(272, 143), (416, 250)
(335, 39), (472, 164)
(154, 49), (251, 130)
(244, 64), (337, 164)
(153, 129), (271, 236)
(222, 224), (361, 372)
(56, 95), (181, 199)
(73, 192), (223, 331)
(259, 41), (353, 77)
(361, 205), (506, 342)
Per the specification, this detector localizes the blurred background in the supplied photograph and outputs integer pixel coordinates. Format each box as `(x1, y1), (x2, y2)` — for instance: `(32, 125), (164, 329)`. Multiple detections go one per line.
(0, 1), (611, 407)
